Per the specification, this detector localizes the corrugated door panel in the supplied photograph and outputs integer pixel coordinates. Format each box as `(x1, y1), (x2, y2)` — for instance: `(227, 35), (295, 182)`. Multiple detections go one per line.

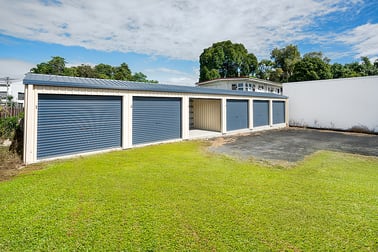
(37, 94), (122, 159)
(189, 99), (194, 129)
(227, 99), (249, 131)
(133, 97), (181, 145)
(193, 99), (221, 131)
(273, 101), (285, 124)
(253, 100), (269, 127)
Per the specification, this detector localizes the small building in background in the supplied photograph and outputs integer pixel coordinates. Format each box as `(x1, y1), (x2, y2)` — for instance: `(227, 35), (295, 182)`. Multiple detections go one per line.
(196, 77), (282, 95)
(0, 78), (24, 107)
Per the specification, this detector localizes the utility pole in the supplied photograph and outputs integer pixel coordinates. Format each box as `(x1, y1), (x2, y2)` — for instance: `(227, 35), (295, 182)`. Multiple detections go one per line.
(5, 77), (10, 108)
(0, 77), (17, 115)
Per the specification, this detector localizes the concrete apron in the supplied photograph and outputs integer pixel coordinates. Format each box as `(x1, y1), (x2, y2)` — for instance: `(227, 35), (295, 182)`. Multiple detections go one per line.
(189, 129), (222, 140)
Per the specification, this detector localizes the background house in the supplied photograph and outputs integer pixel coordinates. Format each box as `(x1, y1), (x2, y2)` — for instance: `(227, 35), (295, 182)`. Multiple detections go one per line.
(0, 78), (24, 107)
(196, 77), (283, 95)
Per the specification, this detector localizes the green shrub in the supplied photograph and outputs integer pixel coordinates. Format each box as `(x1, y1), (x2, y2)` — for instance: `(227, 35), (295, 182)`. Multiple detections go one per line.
(0, 116), (19, 139)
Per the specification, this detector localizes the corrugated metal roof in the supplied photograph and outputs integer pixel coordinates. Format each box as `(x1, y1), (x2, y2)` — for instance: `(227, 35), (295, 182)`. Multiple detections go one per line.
(23, 73), (287, 99)
(197, 77), (282, 87)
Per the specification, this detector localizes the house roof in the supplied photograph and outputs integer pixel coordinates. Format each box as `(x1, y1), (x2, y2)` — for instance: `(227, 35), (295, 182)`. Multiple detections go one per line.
(197, 77), (282, 87)
(23, 73), (287, 99)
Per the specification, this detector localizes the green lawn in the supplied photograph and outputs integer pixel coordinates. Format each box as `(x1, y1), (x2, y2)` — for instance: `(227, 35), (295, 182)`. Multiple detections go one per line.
(0, 141), (377, 251)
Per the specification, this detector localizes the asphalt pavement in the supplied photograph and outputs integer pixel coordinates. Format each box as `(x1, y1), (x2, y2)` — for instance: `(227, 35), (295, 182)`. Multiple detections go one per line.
(210, 128), (378, 162)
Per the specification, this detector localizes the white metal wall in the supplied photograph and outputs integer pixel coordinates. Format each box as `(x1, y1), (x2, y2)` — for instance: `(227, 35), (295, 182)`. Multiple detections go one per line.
(283, 76), (378, 133)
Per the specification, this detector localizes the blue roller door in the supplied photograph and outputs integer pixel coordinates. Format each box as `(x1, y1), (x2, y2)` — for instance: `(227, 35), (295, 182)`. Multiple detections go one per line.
(37, 94), (122, 160)
(133, 97), (181, 145)
(227, 99), (249, 131)
(253, 100), (269, 127)
(273, 101), (285, 124)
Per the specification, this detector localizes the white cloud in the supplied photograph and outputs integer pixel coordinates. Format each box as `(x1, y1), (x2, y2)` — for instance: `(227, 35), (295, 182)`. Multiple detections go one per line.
(337, 23), (378, 59)
(0, 59), (35, 79)
(0, 0), (366, 61)
(165, 76), (197, 86)
(145, 67), (198, 86)
(145, 67), (188, 76)
(66, 62), (96, 68)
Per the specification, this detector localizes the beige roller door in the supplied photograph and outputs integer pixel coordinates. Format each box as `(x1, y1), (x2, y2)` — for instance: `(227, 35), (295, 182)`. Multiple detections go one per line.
(193, 99), (221, 131)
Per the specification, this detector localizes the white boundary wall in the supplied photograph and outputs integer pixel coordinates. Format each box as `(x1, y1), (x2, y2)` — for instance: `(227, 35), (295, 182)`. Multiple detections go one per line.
(283, 76), (378, 133)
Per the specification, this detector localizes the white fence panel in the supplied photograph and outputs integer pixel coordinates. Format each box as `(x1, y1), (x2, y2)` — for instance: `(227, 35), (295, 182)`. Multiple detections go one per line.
(283, 76), (378, 133)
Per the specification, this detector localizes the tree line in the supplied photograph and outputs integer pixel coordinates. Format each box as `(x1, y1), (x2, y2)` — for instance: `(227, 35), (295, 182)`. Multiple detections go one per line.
(199, 41), (378, 83)
(30, 56), (158, 83)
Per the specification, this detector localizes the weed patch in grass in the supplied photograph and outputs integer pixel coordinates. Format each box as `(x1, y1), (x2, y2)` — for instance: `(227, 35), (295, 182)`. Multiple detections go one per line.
(0, 147), (23, 181)
(0, 142), (377, 251)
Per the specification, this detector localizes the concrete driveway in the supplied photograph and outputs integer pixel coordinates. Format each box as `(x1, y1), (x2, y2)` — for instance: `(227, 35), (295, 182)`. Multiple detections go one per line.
(210, 128), (378, 162)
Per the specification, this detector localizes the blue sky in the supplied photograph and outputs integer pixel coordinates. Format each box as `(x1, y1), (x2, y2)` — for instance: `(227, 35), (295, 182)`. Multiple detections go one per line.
(0, 0), (377, 85)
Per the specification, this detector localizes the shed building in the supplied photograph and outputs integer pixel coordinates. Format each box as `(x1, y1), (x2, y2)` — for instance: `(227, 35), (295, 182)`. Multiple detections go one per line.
(23, 73), (288, 164)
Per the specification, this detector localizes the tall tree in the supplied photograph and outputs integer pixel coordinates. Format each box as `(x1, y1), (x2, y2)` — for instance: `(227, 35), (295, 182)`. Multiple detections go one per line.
(49, 56), (66, 75)
(131, 72), (158, 83)
(360, 56), (378, 76)
(290, 53), (332, 82)
(271, 44), (301, 82)
(303, 52), (330, 64)
(63, 67), (77, 77)
(199, 40), (258, 82)
(269, 68), (284, 82)
(30, 58), (158, 83)
(94, 63), (114, 79)
(113, 63), (132, 80)
(256, 59), (274, 80)
(343, 62), (364, 77)
(74, 64), (96, 78)
(331, 63), (346, 79)
(200, 67), (221, 82)
(31, 56), (66, 75)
